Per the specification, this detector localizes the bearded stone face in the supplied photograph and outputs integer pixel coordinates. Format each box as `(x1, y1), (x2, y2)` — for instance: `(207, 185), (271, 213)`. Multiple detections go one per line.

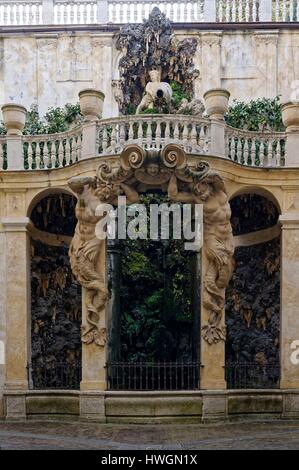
(193, 181), (212, 202)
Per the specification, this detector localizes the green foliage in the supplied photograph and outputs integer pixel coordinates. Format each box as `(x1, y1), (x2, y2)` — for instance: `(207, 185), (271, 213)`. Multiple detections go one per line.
(23, 103), (82, 135)
(119, 194), (196, 362)
(170, 81), (190, 109)
(225, 97), (284, 132)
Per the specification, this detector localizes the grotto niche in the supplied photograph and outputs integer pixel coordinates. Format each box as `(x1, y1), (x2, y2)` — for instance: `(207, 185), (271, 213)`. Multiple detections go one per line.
(29, 193), (82, 390)
(115, 7), (199, 114)
(226, 194), (280, 389)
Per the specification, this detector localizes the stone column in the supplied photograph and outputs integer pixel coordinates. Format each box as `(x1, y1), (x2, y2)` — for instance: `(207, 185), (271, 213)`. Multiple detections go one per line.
(280, 212), (299, 389)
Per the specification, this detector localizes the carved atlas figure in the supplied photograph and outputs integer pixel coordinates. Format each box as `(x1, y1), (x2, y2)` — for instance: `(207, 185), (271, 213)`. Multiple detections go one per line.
(69, 144), (235, 347)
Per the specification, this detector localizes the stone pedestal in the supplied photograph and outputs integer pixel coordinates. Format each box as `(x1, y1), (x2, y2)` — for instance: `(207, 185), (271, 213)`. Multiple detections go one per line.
(80, 392), (106, 422)
(280, 213), (299, 389)
(1, 217), (31, 392)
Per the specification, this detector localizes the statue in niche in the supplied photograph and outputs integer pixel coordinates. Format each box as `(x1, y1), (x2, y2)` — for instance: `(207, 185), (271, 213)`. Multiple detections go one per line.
(168, 172), (235, 345)
(116, 7), (198, 114)
(69, 176), (138, 347)
(136, 69), (172, 114)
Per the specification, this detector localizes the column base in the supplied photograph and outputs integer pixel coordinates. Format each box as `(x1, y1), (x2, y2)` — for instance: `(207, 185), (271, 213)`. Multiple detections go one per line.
(80, 392), (106, 422)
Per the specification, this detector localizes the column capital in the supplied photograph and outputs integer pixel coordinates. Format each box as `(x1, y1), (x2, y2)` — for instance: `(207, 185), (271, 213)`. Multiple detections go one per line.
(1, 217), (32, 233)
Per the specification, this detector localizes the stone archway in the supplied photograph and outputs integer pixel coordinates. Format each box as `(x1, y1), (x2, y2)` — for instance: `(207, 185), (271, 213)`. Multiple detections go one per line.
(68, 144), (235, 392)
(29, 192), (82, 390)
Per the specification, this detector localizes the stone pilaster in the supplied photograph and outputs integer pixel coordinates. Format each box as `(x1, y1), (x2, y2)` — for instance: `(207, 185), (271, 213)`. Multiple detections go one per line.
(80, 240), (108, 392)
(200, 33), (222, 93)
(280, 213), (299, 389)
(1, 217), (31, 392)
(199, 249), (226, 390)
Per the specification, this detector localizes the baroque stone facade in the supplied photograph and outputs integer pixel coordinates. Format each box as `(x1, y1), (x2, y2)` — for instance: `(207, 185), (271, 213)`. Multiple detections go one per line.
(1, 27), (299, 118)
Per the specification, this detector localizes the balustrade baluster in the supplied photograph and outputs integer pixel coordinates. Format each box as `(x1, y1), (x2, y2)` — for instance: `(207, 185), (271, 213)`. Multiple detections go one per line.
(128, 121), (134, 143)
(36, 141), (41, 169)
(43, 140), (49, 168)
(65, 137), (71, 165)
(133, 1), (138, 22)
(0, 142), (3, 170)
(110, 125), (117, 152)
(244, 139), (249, 165)
(282, 0), (287, 21)
(237, 138), (242, 163)
(15, 3), (21, 25)
(218, 0), (223, 22)
(182, 123), (189, 151)
(297, 0), (299, 21)
(146, 121), (152, 148)
(259, 140), (265, 166)
(28, 141), (33, 170)
(245, 0), (250, 21)
(174, 121), (179, 142)
(268, 138), (274, 166)
(190, 123), (197, 152)
(119, 122), (125, 151)
(226, 0), (230, 21)
(156, 120), (161, 149)
(170, 1), (174, 21)
(225, 133), (230, 158)
(112, 1), (116, 22)
(165, 121), (170, 145)
(183, 1), (188, 22)
(71, 137), (76, 163)
(232, 0), (236, 22)
(58, 139), (64, 167)
(83, 1), (88, 23)
(290, 0), (295, 21)
(238, 0), (243, 21)
(69, 2), (74, 24)
(76, 134), (82, 160)
(102, 127), (108, 153)
(48, 141), (53, 167)
(252, 0), (257, 21)
(198, 125), (205, 152)
(275, 0), (280, 21)
(37, 2), (41, 24)
(137, 121), (143, 146)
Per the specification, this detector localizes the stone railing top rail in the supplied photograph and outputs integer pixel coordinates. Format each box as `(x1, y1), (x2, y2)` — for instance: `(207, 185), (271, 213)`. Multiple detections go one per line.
(0, 1), (298, 26)
(226, 125), (287, 139)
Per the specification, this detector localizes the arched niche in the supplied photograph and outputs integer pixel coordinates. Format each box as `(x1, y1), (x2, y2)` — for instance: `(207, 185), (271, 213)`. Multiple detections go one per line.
(28, 191), (82, 390)
(226, 192), (281, 389)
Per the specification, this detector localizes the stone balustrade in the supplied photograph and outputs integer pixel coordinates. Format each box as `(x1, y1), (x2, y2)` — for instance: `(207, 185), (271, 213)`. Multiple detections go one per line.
(0, 1), (298, 26)
(97, 115), (211, 157)
(225, 126), (287, 167)
(0, 113), (292, 171)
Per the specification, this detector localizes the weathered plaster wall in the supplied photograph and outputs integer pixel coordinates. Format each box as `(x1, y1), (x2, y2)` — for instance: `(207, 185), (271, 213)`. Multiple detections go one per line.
(0, 29), (299, 118)
(0, 231), (6, 417)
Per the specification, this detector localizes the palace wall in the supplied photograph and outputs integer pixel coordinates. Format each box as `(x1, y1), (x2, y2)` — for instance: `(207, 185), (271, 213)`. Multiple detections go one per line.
(0, 28), (299, 117)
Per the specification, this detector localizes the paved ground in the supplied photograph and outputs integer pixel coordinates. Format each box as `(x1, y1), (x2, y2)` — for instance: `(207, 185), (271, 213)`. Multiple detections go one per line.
(1, 420), (299, 449)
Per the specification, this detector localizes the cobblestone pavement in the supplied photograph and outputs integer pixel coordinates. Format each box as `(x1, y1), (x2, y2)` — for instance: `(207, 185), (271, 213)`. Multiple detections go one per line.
(0, 420), (299, 449)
